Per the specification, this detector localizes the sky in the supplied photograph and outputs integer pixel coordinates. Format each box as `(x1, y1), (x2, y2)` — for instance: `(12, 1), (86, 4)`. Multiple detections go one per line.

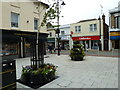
(59, 0), (119, 25)
(42, 0), (119, 25)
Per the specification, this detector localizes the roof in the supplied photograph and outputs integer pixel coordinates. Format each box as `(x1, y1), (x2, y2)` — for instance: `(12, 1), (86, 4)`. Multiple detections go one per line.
(34, 0), (49, 9)
(59, 24), (70, 29)
(109, 28), (120, 32)
(109, 1), (120, 14)
(77, 19), (97, 23)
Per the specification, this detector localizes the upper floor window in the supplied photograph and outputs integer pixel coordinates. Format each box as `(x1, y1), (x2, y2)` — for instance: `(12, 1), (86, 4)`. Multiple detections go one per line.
(11, 12), (19, 28)
(75, 26), (81, 33)
(61, 31), (65, 35)
(115, 16), (120, 29)
(118, 16), (120, 29)
(50, 32), (52, 37)
(94, 24), (97, 30)
(34, 18), (38, 30)
(89, 24), (97, 31)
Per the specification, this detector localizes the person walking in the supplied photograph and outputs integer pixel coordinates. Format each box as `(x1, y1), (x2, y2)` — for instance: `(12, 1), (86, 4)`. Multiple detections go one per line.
(54, 47), (56, 53)
(49, 44), (53, 53)
(85, 43), (88, 52)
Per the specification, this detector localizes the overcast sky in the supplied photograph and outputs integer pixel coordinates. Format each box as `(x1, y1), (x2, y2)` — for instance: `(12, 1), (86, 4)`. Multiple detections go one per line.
(53, 0), (119, 25)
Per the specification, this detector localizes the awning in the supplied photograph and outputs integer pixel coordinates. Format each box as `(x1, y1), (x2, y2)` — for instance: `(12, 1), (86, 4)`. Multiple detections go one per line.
(1, 29), (48, 43)
(47, 38), (55, 42)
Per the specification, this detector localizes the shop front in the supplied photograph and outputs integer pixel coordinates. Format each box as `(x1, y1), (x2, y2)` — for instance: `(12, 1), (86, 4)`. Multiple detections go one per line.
(110, 31), (120, 49)
(47, 38), (55, 46)
(1, 29), (48, 60)
(72, 36), (100, 50)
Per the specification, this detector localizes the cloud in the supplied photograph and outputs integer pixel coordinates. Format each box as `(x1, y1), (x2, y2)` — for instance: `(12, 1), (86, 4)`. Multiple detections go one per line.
(59, 0), (119, 25)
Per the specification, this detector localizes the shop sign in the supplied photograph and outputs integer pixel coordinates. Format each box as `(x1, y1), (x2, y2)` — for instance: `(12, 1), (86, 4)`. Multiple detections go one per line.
(72, 36), (100, 41)
(14, 33), (36, 36)
(110, 36), (120, 40)
(110, 32), (120, 36)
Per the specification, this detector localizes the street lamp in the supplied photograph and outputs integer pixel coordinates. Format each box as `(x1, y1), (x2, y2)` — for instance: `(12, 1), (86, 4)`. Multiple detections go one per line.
(98, 16), (102, 51)
(56, 0), (65, 55)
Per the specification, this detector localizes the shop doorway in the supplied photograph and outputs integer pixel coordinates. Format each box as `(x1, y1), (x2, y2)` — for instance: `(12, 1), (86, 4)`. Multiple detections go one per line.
(115, 40), (120, 49)
(91, 40), (98, 49)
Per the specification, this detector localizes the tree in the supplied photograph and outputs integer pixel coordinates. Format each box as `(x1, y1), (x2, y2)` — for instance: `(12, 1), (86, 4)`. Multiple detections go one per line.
(33, 0), (58, 70)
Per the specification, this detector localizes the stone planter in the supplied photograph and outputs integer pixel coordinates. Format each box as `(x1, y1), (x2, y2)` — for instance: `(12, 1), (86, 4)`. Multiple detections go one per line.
(44, 72), (55, 82)
(20, 72), (31, 84)
(72, 55), (83, 61)
(20, 72), (55, 85)
(29, 73), (45, 84)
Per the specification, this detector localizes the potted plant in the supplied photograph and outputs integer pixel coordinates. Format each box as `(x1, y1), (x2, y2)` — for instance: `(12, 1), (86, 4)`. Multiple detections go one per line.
(69, 40), (85, 61)
(20, 63), (57, 85)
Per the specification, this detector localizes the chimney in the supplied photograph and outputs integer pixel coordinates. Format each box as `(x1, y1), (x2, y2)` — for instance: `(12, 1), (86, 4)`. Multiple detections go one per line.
(102, 14), (105, 23)
(98, 16), (101, 20)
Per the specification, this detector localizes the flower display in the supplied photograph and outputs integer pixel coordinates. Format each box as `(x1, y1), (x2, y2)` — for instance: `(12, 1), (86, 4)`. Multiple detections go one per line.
(20, 63), (57, 84)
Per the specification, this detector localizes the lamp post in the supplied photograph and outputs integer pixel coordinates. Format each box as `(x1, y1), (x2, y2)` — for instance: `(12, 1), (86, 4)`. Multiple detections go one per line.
(98, 16), (102, 51)
(56, 0), (65, 55)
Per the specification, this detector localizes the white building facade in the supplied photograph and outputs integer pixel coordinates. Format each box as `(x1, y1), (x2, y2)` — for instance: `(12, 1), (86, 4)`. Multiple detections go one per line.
(59, 24), (71, 50)
(109, 1), (120, 50)
(70, 15), (109, 51)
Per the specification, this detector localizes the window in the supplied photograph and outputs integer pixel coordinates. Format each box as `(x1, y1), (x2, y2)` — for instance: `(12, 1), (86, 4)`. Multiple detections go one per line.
(89, 24), (97, 31)
(78, 26), (81, 32)
(34, 18), (38, 30)
(50, 32), (52, 37)
(115, 16), (120, 29)
(94, 24), (97, 30)
(61, 31), (65, 35)
(75, 26), (81, 33)
(11, 12), (19, 28)
(75, 26), (77, 33)
(90, 24), (93, 31)
(118, 16), (120, 29)
(2, 43), (18, 56)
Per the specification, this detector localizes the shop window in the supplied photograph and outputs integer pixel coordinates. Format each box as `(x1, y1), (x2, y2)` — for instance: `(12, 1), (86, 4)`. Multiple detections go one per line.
(11, 12), (19, 28)
(25, 43), (31, 57)
(2, 43), (18, 56)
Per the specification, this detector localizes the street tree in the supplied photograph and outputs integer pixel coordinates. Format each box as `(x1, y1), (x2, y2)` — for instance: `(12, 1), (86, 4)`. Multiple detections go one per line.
(33, 0), (58, 70)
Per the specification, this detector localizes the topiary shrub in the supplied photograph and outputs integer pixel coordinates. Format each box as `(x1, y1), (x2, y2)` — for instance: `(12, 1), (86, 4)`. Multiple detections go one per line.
(69, 40), (85, 61)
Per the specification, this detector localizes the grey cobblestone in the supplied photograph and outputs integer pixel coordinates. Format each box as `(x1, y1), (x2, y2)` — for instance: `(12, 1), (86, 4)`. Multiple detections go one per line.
(16, 55), (118, 89)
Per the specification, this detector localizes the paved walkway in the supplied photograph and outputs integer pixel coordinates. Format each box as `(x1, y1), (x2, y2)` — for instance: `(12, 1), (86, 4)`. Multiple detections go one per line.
(16, 54), (118, 89)
(49, 49), (120, 57)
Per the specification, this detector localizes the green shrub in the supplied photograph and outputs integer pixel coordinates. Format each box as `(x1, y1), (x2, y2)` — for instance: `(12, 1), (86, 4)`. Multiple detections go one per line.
(69, 41), (85, 61)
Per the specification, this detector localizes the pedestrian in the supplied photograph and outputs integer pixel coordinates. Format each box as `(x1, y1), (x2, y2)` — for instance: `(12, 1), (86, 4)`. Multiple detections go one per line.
(83, 43), (85, 51)
(47, 45), (50, 51)
(81, 43), (84, 50)
(54, 47), (56, 53)
(85, 43), (88, 52)
(49, 44), (53, 53)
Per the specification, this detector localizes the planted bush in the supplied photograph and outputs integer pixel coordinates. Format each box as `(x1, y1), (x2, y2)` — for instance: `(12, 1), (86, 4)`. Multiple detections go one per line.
(20, 63), (57, 85)
(69, 41), (85, 61)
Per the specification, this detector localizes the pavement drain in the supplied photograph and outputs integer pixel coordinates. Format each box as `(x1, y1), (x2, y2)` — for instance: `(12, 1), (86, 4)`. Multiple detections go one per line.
(57, 80), (72, 87)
